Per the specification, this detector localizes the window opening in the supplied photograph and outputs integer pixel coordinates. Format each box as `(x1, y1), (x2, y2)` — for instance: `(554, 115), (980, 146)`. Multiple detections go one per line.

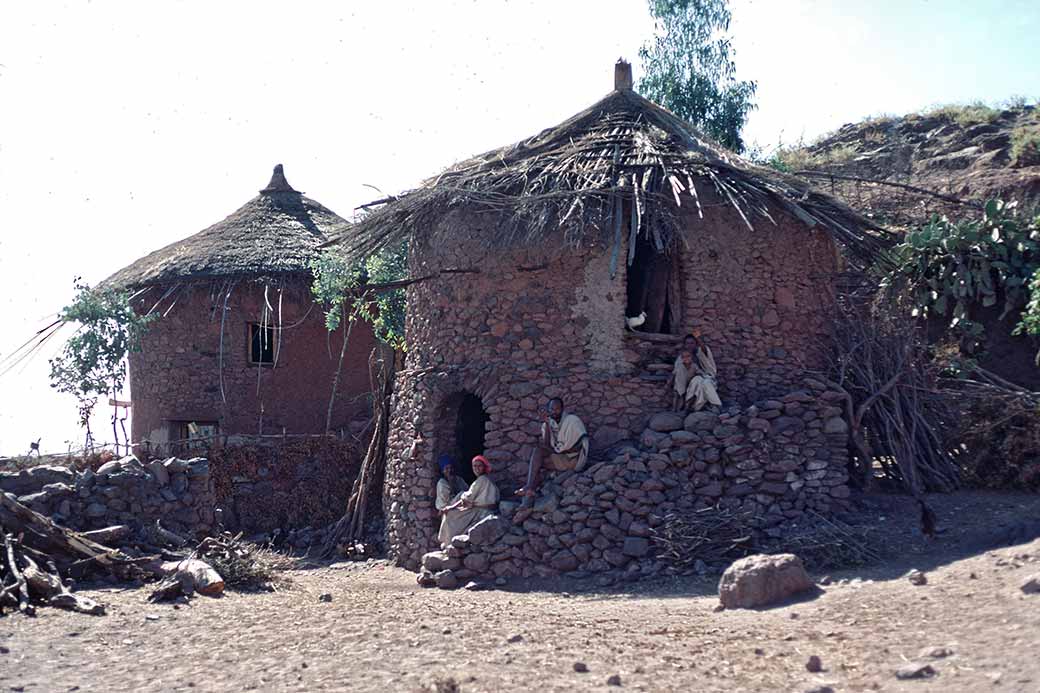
(170, 420), (218, 455)
(626, 233), (676, 333)
(249, 323), (275, 364)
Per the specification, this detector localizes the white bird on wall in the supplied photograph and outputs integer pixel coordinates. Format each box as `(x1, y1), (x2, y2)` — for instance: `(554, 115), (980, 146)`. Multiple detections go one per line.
(625, 312), (646, 330)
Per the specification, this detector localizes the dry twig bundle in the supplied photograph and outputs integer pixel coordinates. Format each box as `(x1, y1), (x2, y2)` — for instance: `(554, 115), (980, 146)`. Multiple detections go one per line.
(322, 345), (395, 557)
(824, 304), (960, 493)
(649, 506), (756, 569)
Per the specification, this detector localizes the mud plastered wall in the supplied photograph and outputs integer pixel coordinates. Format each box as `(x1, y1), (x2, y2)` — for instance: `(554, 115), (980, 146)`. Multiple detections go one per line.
(385, 198), (841, 569)
(129, 280), (377, 446)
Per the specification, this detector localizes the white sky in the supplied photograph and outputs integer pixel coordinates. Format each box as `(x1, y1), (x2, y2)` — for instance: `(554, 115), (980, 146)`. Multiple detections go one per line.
(1, 0), (1037, 455)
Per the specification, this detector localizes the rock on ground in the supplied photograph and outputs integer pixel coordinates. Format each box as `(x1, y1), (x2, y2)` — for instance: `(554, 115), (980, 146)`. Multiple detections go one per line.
(718, 553), (814, 609)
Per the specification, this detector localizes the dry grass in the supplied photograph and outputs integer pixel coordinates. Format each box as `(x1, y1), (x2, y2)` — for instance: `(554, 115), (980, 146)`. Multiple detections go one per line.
(1010, 122), (1040, 166)
(922, 102), (1002, 127)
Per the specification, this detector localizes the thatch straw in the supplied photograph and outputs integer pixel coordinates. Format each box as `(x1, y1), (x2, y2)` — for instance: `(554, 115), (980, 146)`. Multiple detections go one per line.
(105, 165), (350, 290)
(328, 64), (893, 268)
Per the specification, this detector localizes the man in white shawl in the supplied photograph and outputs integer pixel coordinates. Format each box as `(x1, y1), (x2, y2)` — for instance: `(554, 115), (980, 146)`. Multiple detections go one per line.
(667, 332), (722, 412)
(438, 455), (499, 548)
(516, 397), (589, 506)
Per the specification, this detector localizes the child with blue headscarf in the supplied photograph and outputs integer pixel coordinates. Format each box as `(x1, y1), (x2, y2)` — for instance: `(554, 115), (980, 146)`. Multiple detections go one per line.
(435, 453), (468, 516)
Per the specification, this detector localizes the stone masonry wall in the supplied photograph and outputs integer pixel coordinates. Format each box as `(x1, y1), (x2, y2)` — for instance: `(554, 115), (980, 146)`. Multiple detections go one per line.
(0, 456), (215, 538)
(384, 197), (843, 570)
(130, 279), (377, 447)
(419, 378), (851, 585)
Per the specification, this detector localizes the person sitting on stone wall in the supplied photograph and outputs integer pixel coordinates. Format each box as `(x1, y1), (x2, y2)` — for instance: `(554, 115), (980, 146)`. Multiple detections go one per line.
(666, 332), (722, 412)
(438, 455), (500, 548)
(516, 397), (589, 506)
(435, 453), (468, 517)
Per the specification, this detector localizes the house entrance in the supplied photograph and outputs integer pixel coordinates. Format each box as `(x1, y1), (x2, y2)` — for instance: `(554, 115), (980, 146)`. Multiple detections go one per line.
(434, 391), (490, 484)
(626, 233), (679, 334)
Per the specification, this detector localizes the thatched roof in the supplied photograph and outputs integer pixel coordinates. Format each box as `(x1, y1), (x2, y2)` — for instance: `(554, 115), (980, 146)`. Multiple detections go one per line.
(105, 165), (349, 289)
(330, 61), (893, 268)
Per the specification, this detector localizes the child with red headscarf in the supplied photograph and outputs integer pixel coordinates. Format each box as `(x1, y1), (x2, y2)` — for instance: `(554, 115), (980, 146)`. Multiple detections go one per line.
(437, 455), (500, 548)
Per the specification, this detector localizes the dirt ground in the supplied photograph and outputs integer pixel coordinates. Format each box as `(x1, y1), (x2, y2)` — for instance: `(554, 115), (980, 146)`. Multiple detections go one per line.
(3, 491), (1040, 693)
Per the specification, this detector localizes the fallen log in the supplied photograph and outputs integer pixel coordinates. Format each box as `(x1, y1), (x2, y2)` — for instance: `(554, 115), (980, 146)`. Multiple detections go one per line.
(0, 492), (154, 616)
(81, 525), (133, 546)
(148, 558), (224, 602)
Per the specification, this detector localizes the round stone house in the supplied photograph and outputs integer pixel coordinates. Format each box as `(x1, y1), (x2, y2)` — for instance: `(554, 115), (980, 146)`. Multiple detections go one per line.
(334, 63), (890, 574)
(105, 165), (377, 452)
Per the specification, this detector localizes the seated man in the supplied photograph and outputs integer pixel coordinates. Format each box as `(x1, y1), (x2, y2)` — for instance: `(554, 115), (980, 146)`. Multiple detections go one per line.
(667, 332), (721, 412)
(438, 455), (499, 548)
(516, 397), (589, 505)
(435, 453), (468, 515)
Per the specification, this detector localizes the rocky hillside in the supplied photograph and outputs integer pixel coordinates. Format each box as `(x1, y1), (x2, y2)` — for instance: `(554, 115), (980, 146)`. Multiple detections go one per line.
(779, 103), (1039, 227)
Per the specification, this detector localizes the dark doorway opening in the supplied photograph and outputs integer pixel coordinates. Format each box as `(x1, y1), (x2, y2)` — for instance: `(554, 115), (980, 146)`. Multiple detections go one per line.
(626, 234), (677, 334)
(454, 393), (489, 484)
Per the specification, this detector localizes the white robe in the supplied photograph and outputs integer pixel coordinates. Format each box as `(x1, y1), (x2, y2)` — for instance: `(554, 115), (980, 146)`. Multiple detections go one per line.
(673, 345), (721, 410)
(543, 413), (589, 471)
(437, 475), (500, 548)
(435, 476), (467, 511)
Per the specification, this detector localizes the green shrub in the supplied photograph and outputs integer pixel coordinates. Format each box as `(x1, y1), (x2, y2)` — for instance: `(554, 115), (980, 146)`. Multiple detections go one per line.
(881, 200), (1040, 344)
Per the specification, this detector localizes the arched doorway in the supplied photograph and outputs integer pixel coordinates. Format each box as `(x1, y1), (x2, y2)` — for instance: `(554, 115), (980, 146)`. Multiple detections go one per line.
(433, 391), (490, 484)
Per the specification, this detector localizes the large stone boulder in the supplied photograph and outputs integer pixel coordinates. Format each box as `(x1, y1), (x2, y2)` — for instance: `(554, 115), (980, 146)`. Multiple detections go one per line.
(718, 553), (814, 609)
(684, 411), (719, 432)
(468, 516), (507, 547)
(648, 412), (684, 433)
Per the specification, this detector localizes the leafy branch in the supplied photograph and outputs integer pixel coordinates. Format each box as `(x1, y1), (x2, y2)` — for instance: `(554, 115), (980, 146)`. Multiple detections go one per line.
(48, 280), (154, 448)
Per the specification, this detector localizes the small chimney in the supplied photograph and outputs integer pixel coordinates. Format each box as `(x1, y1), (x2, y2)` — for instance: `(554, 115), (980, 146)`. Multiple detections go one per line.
(614, 58), (633, 91)
(260, 164), (299, 194)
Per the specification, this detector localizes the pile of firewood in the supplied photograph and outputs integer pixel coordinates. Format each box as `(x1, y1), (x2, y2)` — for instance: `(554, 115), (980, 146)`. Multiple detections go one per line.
(649, 506), (757, 570)
(0, 492), (144, 616)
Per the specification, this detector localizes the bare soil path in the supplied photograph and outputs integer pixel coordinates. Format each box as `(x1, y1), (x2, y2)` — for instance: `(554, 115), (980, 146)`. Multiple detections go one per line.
(2, 491), (1040, 692)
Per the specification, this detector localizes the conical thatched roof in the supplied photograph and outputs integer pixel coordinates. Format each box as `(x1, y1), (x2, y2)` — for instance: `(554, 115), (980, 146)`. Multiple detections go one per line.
(105, 165), (349, 289)
(331, 61), (893, 268)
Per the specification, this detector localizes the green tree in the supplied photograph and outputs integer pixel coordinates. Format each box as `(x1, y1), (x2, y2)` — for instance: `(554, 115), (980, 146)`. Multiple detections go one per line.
(359, 241), (408, 350)
(638, 0), (757, 152)
(49, 280), (154, 448)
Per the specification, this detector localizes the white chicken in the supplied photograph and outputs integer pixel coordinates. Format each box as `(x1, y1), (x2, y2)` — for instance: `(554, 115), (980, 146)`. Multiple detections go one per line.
(625, 311), (646, 330)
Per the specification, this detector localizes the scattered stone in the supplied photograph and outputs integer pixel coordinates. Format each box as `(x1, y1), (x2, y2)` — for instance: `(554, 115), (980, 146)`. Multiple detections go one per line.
(573, 662), (589, 673)
(753, 648), (765, 656)
(507, 634), (524, 644)
(144, 614), (160, 622)
(606, 674), (622, 686)
(895, 662), (937, 680)
(805, 655), (823, 673)
(919, 646), (954, 659)
(1020, 574), (1040, 594)
(463, 580), (491, 591)
(318, 593), (333, 603)
(434, 570), (458, 590)
(718, 553), (814, 609)
(802, 686), (834, 693)
(906, 569), (928, 586)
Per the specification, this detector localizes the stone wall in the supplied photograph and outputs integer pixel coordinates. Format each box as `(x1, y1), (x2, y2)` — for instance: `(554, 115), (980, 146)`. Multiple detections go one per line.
(384, 198), (844, 569)
(419, 378), (851, 584)
(0, 457), (215, 538)
(130, 279), (377, 448)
